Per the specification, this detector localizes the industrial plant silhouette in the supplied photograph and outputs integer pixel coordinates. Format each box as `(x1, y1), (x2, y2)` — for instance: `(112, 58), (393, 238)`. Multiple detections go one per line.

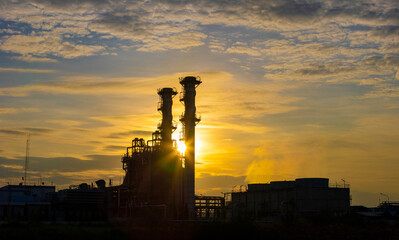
(1, 76), (398, 240)
(120, 76), (203, 220)
(0, 75), (350, 221)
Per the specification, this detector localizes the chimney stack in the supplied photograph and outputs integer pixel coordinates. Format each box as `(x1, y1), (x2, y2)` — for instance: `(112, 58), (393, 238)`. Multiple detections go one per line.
(179, 76), (201, 218)
(158, 87), (178, 149)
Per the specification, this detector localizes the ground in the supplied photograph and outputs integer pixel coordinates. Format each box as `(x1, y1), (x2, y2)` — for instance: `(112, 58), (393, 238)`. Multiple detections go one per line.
(1, 218), (399, 240)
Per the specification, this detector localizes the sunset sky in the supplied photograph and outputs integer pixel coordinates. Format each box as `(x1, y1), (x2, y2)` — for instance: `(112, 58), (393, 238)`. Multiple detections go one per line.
(0, 0), (398, 206)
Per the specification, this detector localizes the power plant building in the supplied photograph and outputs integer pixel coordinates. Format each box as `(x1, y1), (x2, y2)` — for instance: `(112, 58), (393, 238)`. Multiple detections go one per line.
(228, 178), (350, 220)
(0, 184), (55, 220)
(120, 76), (202, 219)
(0, 77), (353, 223)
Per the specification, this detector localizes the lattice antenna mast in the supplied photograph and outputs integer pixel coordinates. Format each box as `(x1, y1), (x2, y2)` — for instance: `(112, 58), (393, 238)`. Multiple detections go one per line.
(24, 133), (30, 186)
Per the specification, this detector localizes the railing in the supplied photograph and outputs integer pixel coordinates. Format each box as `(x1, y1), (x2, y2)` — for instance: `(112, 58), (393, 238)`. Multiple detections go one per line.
(329, 183), (350, 188)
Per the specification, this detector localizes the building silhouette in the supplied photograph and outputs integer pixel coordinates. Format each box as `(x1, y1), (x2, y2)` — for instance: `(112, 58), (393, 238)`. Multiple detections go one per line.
(227, 178), (350, 221)
(0, 77), (355, 222)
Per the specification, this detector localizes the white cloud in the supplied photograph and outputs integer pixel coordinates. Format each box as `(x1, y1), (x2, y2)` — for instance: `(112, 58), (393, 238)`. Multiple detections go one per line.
(0, 34), (105, 59)
(0, 0), (395, 57)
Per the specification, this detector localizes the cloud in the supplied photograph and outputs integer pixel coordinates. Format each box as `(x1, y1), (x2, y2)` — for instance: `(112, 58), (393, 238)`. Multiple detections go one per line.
(263, 54), (399, 85)
(294, 63), (356, 76)
(0, 0), (397, 59)
(8, 0), (396, 32)
(362, 85), (399, 98)
(0, 67), (56, 73)
(103, 145), (126, 151)
(89, 13), (153, 40)
(46, 119), (81, 127)
(0, 129), (26, 136)
(11, 55), (58, 63)
(0, 1), (398, 203)
(360, 54), (399, 81)
(0, 164), (23, 170)
(0, 34), (105, 59)
(136, 31), (207, 52)
(0, 155), (125, 188)
(31, 0), (112, 13)
(381, 42), (399, 54)
(370, 25), (399, 38)
(268, 1), (324, 22)
(361, 54), (399, 67)
(226, 45), (262, 56)
(106, 130), (153, 139)
(243, 104), (399, 199)
(21, 127), (53, 133)
(0, 71), (228, 98)
(0, 127), (53, 136)
(0, 76), (145, 96)
(0, 108), (40, 114)
(0, 154), (121, 173)
(196, 173), (246, 195)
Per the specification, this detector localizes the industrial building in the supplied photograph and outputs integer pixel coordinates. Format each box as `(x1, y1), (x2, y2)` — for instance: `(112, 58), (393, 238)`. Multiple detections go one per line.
(227, 178), (350, 220)
(119, 76), (202, 220)
(0, 77), (352, 223)
(0, 76), (225, 221)
(0, 76), (204, 221)
(0, 184), (55, 220)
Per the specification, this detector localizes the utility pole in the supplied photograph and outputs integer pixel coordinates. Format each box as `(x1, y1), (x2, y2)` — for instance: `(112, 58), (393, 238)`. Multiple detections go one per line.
(24, 133), (30, 186)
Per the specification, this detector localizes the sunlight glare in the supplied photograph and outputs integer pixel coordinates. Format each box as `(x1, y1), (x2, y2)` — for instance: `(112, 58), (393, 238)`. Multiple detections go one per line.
(173, 124), (186, 155)
(177, 140), (186, 154)
(172, 123), (204, 156)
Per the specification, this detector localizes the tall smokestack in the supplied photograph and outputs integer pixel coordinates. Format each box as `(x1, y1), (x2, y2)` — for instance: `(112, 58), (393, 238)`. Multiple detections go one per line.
(158, 87), (177, 149)
(180, 76), (201, 219)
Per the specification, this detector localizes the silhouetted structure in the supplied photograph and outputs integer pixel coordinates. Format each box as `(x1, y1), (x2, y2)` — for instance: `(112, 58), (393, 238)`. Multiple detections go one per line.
(1, 77), (360, 224)
(0, 184), (55, 220)
(195, 196), (225, 219)
(180, 76), (202, 218)
(120, 76), (201, 219)
(351, 201), (399, 221)
(227, 178), (350, 221)
(52, 183), (107, 221)
(0, 76), (205, 221)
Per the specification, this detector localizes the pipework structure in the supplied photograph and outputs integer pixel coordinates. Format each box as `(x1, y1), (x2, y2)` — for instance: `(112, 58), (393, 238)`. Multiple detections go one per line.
(180, 76), (202, 219)
(120, 77), (201, 219)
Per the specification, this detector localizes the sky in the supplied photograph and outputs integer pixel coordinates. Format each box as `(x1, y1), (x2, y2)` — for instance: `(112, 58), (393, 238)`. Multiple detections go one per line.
(0, 0), (398, 207)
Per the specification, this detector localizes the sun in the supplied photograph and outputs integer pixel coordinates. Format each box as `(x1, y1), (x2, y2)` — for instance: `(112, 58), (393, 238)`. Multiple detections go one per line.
(176, 140), (186, 155)
(172, 124), (186, 155)
(172, 124), (203, 156)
